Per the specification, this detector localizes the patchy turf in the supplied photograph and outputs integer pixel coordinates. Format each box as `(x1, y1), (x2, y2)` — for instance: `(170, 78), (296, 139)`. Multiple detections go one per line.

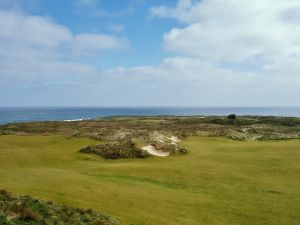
(0, 135), (299, 225)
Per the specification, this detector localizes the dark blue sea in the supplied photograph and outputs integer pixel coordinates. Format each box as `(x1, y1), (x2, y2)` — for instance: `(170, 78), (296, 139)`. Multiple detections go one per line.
(0, 107), (300, 125)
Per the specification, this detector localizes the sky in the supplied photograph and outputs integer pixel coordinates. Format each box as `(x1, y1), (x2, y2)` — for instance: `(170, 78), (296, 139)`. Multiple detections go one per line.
(0, 0), (300, 107)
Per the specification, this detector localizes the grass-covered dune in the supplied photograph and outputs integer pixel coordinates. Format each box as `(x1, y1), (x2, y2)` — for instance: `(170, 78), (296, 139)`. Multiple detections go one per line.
(0, 134), (299, 225)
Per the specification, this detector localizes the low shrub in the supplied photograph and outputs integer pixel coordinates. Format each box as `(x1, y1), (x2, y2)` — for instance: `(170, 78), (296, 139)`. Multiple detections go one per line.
(227, 114), (237, 120)
(0, 190), (121, 225)
(152, 142), (188, 154)
(79, 140), (150, 159)
(19, 207), (38, 221)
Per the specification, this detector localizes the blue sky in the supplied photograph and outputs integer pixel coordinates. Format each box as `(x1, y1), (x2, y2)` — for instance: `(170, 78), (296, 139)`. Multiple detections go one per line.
(0, 0), (300, 106)
(2, 0), (178, 68)
(49, 0), (179, 68)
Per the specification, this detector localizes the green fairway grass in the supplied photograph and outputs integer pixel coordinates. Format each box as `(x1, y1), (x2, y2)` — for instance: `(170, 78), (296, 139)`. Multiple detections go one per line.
(0, 135), (299, 225)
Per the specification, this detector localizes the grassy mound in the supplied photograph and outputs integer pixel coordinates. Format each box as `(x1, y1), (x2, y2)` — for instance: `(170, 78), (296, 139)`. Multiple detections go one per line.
(79, 140), (149, 159)
(151, 142), (187, 154)
(0, 190), (120, 225)
(144, 131), (188, 154)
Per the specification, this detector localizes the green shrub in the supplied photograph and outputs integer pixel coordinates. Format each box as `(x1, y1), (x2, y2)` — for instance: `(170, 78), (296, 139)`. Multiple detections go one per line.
(0, 213), (12, 225)
(0, 190), (121, 225)
(227, 114), (237, 120)
(79, 140), (150, 159)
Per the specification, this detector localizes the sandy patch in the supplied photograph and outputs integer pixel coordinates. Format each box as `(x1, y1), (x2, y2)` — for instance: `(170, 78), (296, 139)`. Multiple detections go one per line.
(169, 136), (180, 145)
(64, 118), (90, 122)
(142, 145), (170, 157)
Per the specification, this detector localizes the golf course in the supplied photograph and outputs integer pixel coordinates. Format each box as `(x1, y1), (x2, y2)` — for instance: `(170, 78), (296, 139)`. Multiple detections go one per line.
(2, 0), (300, 224)
(0, 133), (299, 225)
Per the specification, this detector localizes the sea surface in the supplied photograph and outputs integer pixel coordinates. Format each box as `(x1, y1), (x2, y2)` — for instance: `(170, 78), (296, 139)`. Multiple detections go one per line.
(0, 107), (300, 125)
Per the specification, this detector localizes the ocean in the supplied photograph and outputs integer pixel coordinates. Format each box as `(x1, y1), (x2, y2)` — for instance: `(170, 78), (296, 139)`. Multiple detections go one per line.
(0, 107), (300, 125)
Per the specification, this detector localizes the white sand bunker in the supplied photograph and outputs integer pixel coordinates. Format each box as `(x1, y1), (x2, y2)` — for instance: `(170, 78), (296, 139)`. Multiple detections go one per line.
(169, 136), (180, 145)
(142, 145), (170, 157)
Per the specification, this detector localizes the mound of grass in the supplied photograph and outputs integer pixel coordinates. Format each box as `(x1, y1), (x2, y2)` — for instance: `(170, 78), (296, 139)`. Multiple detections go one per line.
(79, 140), (150, 159)
(152, 143), (188, 154)
(150, 142), (188, 154)
(0, 189), (120, 225)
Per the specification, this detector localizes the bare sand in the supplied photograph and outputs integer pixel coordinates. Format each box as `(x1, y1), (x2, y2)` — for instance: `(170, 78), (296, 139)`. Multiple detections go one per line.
(141, 145), (170, 157)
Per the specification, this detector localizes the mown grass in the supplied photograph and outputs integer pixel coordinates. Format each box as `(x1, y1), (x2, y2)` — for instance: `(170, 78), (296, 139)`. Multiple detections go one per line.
(0, 135), (299, 225)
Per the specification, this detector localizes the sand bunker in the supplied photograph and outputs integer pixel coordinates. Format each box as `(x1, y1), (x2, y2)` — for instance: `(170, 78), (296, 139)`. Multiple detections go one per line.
(142, 145), (170, 157)
(169, 136), (180, 145)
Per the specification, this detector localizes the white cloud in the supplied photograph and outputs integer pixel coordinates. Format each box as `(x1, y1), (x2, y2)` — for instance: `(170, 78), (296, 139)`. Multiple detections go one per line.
(150, 0), (194, 22)
(73, 33), (128, 53)
(148, 0), (300, 100)
(152, 0), (300, 63)
(1, 1), (300, 106)
(0, 11), (72, 49)
(0, 10), (128, 85)
(0, 11), (127, 52)
(128, 0), (300, 106)
(74, 0), (107, 17)
(108, 23), (125, 33)
(76, 0), (96, 5)
(74, 0), (144, 18)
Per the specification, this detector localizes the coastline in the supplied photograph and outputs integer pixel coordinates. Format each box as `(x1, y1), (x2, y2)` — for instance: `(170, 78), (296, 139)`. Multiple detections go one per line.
(1, 106), (300, 125)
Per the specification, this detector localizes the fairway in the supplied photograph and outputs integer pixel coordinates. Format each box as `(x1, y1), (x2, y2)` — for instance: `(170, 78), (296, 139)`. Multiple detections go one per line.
(0, 135), (299, 225)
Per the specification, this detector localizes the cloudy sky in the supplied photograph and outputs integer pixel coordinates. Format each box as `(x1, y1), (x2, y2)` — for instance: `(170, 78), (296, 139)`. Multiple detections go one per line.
(0, 0), (299, 106)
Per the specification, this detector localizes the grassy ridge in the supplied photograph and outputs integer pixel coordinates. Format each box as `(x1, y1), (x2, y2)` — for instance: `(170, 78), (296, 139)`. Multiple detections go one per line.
(0, 135), (299, 224)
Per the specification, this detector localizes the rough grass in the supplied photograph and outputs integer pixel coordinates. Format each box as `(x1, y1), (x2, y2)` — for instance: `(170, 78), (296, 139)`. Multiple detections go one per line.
(2, 116), (300, 141)
(0, 135), (299, 225)
(0, 189), (120, 225)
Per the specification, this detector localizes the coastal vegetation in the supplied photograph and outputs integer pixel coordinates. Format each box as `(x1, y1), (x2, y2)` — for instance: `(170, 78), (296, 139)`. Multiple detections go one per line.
(1, 115), (300, 141)
(79, 140), (150, 159)
(0, 190), (119, 225)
